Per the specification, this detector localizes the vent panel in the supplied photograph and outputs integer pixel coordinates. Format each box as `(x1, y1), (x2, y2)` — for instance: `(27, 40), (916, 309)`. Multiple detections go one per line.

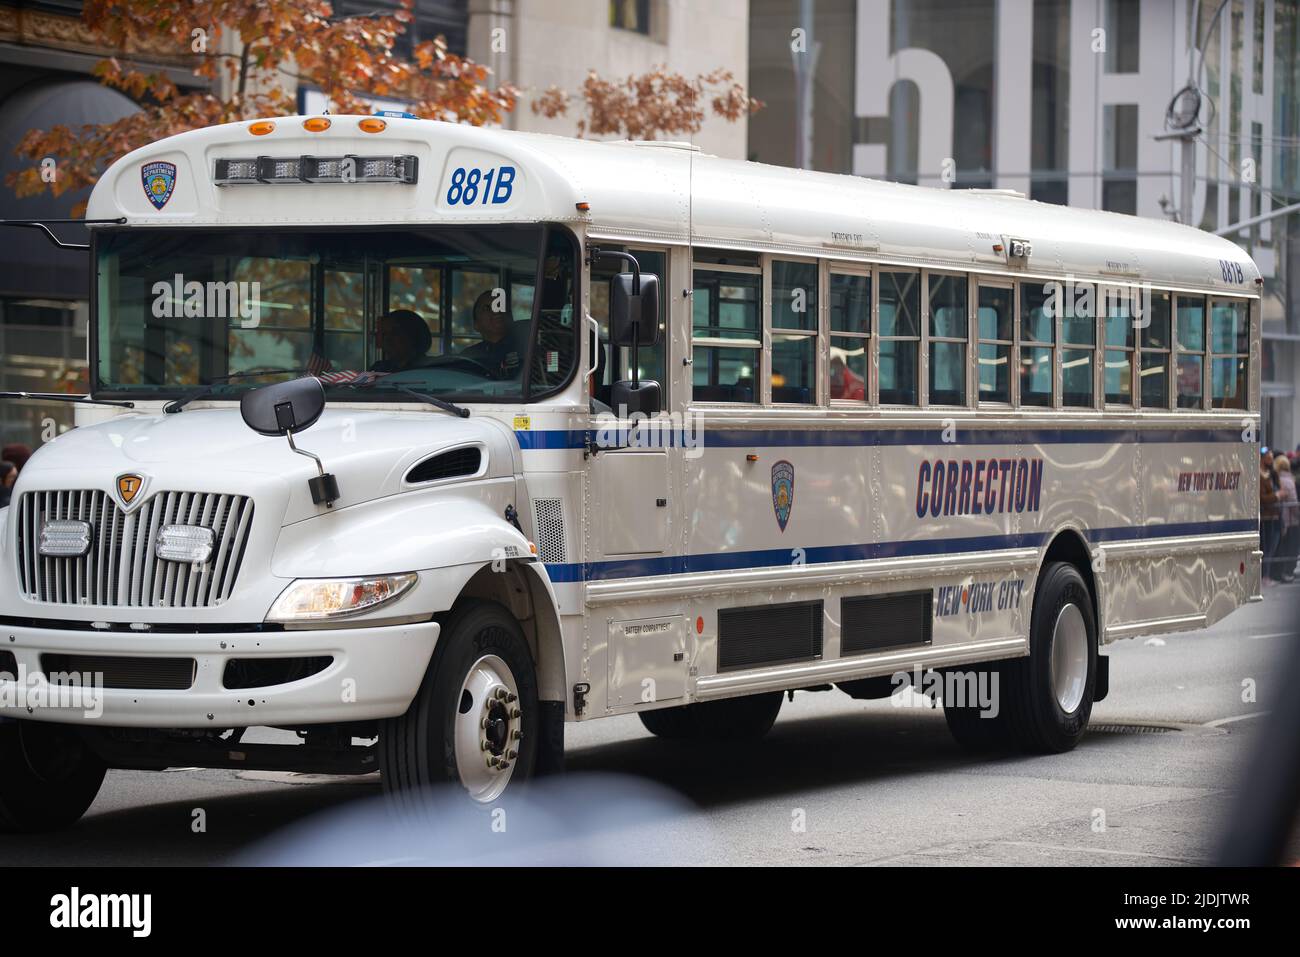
(841, 591), (933, 656)
(41, 654), (196, 691)
(533, 498), (566, 563)
(718, 601), (823, 672)
(406, 446), (482, 484)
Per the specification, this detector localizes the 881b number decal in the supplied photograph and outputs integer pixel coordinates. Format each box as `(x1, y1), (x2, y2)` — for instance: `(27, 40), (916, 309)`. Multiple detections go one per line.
(446, 165), (516, 206)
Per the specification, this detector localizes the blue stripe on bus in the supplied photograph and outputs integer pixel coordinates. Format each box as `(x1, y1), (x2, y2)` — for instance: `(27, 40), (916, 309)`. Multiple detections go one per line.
(540, 518), (1257, 583)
(514, 426), (1248, 451)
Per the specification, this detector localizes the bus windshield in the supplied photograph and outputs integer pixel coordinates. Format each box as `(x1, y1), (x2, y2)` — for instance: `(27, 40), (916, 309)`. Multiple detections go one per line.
(94, 225), (578, 402)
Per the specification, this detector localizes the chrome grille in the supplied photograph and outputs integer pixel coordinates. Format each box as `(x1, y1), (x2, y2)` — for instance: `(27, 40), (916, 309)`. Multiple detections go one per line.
(14, 490), (254, 608)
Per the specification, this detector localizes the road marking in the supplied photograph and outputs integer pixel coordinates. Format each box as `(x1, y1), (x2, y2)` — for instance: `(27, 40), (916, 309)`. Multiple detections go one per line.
(1203, 711), (1270, 728)
(1247, 631), (1297, 641)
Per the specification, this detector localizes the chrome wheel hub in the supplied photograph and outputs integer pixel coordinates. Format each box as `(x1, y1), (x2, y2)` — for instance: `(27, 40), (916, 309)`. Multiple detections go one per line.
(453, 653), (521, 803)
(1050, 603), (1089, 714)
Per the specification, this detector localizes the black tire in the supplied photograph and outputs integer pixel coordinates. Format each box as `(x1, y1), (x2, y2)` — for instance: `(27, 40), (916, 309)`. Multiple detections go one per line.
(638, 692), (783, 740)
(0, 720), (106, 833)
(1002, 561), (1098, 753)
(381, 601), (541, 809)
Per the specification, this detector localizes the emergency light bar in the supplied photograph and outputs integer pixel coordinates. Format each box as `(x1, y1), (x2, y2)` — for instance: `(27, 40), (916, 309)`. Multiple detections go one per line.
(213, 155), (419, 186)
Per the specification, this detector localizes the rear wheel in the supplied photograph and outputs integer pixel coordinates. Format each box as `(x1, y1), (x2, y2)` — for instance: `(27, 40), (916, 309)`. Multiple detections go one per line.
(638, 692), (783, 740)
(0, 721), (106, 833)
(381, 601), (541, 809)
(1002, 561), (1098, 753)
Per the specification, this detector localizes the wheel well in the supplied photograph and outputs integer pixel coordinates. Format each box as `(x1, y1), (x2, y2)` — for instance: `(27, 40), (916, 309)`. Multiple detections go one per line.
(456, 562), (567, 704)
(1041, 530), (1099, 624)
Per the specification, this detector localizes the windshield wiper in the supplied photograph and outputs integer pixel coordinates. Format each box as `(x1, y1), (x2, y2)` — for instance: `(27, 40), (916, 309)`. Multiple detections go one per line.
(0, 391), (134, 408)
(397, 387), (470, 418)
(164, 368), (302, 414)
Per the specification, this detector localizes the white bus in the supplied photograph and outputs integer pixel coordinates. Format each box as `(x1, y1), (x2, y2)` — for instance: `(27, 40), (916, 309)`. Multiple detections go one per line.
(0, 114), (1261, 830)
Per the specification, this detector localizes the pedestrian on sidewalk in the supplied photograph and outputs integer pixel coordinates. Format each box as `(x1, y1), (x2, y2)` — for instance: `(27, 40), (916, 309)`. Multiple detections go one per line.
(1261, 449), (1281, 583)
(1274, 454), (1298, 583)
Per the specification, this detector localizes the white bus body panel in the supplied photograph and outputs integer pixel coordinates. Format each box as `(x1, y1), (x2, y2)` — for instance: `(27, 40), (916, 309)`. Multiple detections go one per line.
(0, 117), (1261, 729)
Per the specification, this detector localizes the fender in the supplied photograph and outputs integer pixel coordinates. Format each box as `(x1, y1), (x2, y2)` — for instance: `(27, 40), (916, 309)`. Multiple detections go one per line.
(271, 492), (536, 616)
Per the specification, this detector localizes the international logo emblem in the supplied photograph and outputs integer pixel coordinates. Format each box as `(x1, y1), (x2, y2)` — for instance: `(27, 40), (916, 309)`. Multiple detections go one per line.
(141, 161), (177, 210)
(771, 459), (795, 532)
(116, 473), (145, 509)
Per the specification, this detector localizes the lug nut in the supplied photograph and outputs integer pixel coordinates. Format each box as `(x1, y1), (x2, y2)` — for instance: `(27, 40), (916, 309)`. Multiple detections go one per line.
(507, 749), (517, 760)
(511, 729), (523, 740)
(505, 692), (517, 703)
(510, 708), (521, 719)
(482, 741), (492, 751)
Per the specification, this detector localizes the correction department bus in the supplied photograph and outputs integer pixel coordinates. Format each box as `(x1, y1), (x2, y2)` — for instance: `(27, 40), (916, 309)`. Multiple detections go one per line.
(0, 113), (1260, 830)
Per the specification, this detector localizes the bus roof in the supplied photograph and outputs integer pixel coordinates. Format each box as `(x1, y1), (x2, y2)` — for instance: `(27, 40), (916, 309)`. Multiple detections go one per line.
(87, 114), (1258, 294)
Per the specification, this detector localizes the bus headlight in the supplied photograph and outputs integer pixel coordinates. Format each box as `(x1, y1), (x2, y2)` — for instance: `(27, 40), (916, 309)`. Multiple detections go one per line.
(268, 574), (417, 623)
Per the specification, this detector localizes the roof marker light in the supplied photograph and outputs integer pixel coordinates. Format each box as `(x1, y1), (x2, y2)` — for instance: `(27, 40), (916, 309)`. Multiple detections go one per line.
(358, 118), (387, 134)
(576, 201), (590, 211)
(303, 117), (332, 132)
(248, 120), (275, 136)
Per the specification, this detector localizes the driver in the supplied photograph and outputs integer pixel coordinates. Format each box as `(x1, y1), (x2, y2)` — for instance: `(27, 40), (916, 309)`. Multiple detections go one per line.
(371, 309), (433, 373)
(459, 290), (523, 380)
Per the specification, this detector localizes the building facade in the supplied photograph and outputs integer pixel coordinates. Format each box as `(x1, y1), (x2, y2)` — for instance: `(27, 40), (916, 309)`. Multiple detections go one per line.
(750, 0), (1300, 449)
(467, 0), (752, 159)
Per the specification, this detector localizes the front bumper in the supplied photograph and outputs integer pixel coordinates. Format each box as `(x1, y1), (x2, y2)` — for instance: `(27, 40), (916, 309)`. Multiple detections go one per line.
(0, 619), (439, 728)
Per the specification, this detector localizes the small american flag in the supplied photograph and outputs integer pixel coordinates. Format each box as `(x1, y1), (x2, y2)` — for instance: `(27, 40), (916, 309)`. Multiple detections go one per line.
(308, 352), (385, 386)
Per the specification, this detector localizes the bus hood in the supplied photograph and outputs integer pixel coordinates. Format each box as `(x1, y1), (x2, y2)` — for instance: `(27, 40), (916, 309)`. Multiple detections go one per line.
(18, 407), (518, 526)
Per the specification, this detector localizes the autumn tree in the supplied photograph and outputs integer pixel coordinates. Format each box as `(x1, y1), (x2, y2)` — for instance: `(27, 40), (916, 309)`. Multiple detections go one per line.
(531, 66), (762, 141)
(8, 0), (518, 215)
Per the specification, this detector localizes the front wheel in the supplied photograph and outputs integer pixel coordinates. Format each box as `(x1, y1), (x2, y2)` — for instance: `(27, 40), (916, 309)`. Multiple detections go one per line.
(381, 601), (541, 808)
(0, 721), (106, 833)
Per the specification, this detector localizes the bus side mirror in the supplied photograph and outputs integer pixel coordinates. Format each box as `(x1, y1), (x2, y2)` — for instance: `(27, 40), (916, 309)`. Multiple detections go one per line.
(610, 272), (661, 347)
(611, 379), (662, 416)
(240, 377), (339, 507)
(240, 376), (326, 436)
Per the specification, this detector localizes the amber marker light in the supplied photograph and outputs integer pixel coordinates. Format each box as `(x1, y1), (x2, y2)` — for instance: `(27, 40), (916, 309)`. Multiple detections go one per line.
(576, 201), (591, 211)
(358, 118), (387, 134)
(248, 121), (275, 136)
(303, 117), (332, 132)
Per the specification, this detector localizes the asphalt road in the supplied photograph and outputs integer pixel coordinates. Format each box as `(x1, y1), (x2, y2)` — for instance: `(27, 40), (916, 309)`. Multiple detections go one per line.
(2, 583), (1296, 866)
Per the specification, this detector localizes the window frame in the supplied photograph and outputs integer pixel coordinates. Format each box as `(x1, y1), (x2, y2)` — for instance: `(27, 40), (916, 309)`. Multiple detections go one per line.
(765, 254), (821, 406)
(876, 267), (922, 407)
(1208, 295), (1251, 411)
(1100, 283), (1137, 408)
(1018, 279), (1057, 409)
(923, 267), (970, 408)
(1174, 293), (1209, 411)
(828, 262), (873, 406)
(690, 255), (763, 405)
(976, 279), (1015, 407)
(1137, 290), (1172, 410)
